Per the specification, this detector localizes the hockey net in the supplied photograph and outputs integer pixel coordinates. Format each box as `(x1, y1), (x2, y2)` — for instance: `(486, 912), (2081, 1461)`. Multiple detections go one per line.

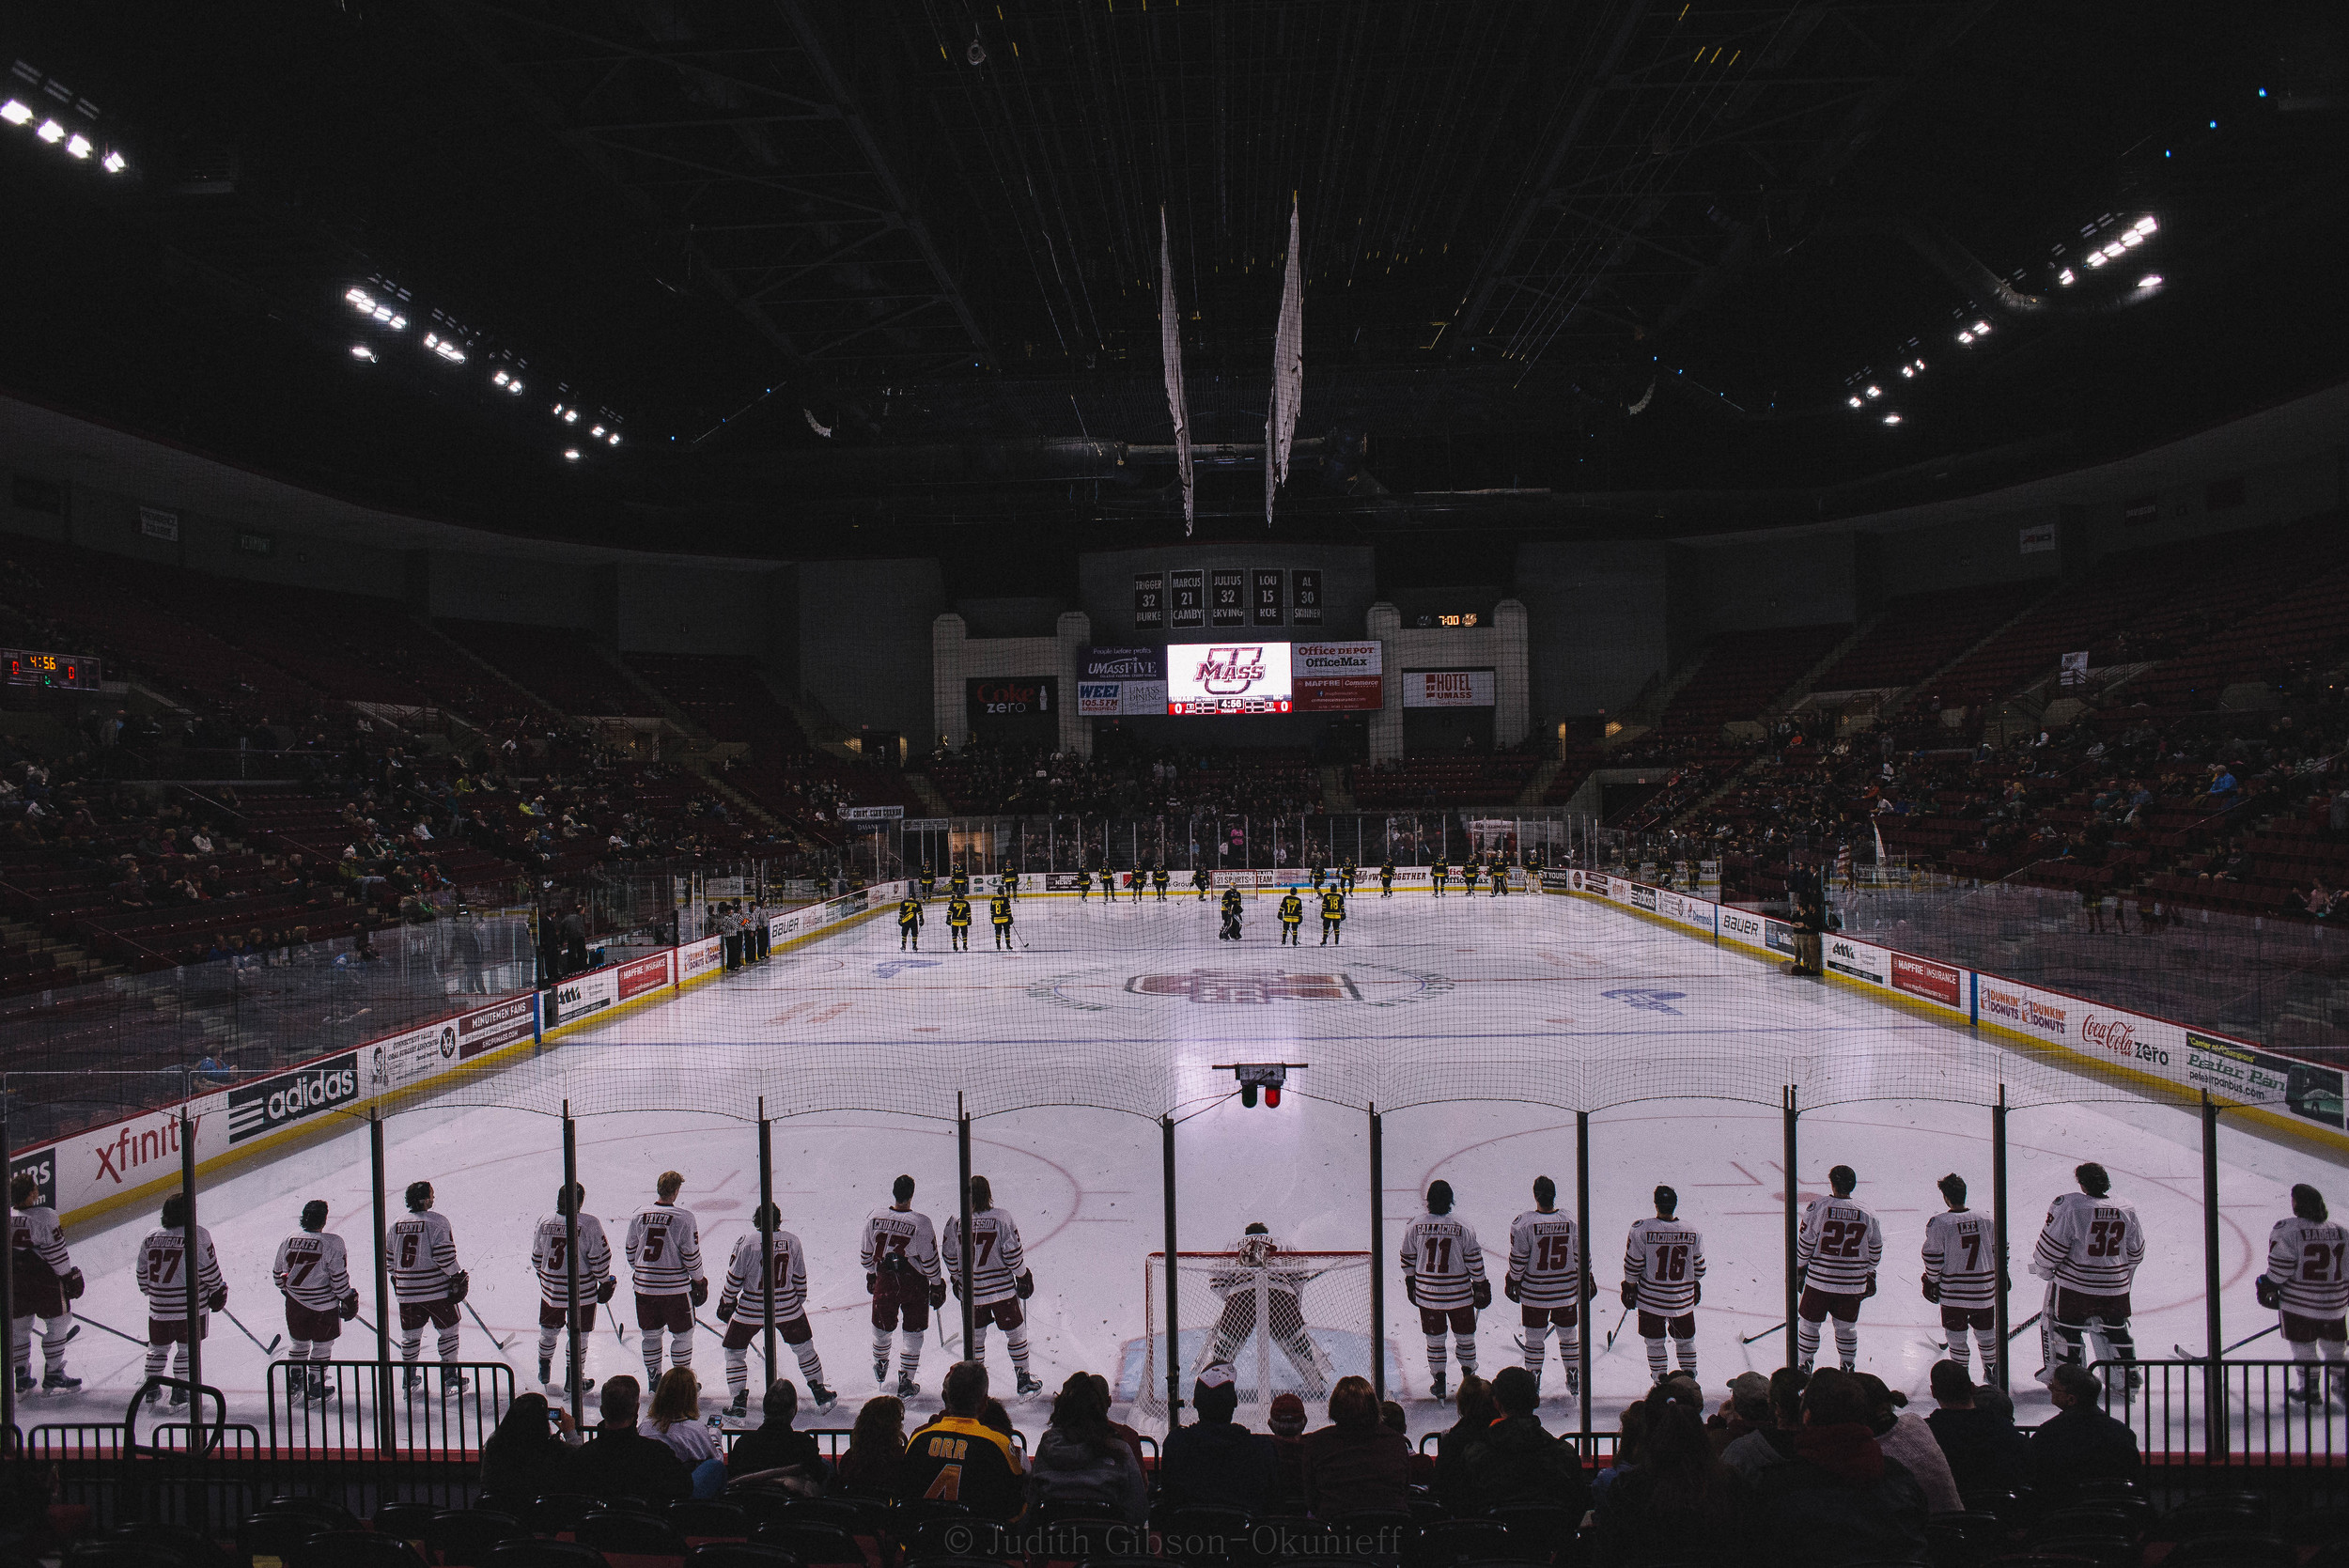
(1129, 1248), (1380, 1420)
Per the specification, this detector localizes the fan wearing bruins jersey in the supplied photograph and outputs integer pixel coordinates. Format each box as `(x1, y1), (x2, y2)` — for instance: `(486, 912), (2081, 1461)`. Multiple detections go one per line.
(626, 1172), (708, 1391)
(532, 1184), (615, 1396)
(944, 1176), (1042, 1398)
(387, 1181), (469, 1396)
(272, 1200), (357, 1404)
(2030, 1162), (2144, 1384)
(716, 1204), (833, 1418)
(897, 895), (925, 951)
(1400, 1180), (1487, 1400)
(136, 1195), (226, 1406)
(1201, 1222), (1327, 1396)
(1796, 1165), (1884, 1373)
(1507, 1176), (1593, 1395)
(863, 1175), (947, 1399)
(1319, 887), (1346, 945)
(1623, 1186), (1704, 1385)
(9, 1172), (82, 1396)
(946, 895), (973, 951)
(1921, 1173), (2001, 1382)
(1277, 890), (1305, 944)
(2259, 1183), (2346, 1406)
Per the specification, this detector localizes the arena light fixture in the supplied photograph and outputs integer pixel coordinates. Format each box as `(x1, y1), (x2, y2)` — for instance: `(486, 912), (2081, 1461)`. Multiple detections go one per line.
(589, 425), (604, 438)
(1957, 330), (1974, 344)
(1971, 320), (1991, 335)
(63, 132), (88, 159)
(2135, 215), (2157, 234)
(0, 100), (29, 126)
(606, 432), (619, 446)
(2059, 268), (2076, 286)
(491, 369), (509, 386)
(1847, 396), (1863, 408)
(1864, 384), (1881, 399)
(563, 409), (578, 423)
(350, 344), (376, 361)
(101, 148), (124, 174)
(1882, 413), (1903, 425)
(563, 447), (581, 460)
(2138, 273), (2163, 289)
(1900, 365), (1914, 379)
(34, 117), (61, 144)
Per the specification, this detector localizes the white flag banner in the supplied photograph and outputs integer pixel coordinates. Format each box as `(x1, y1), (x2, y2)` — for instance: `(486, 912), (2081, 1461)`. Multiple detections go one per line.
(1265, 194), (1303, 529)
(1160, 207), (1194, 537)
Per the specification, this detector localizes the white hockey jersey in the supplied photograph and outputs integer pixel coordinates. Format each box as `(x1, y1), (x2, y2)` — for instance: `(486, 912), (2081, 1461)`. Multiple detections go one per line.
(1623, 1219), (1705, 1315)
(137, 1225), (225, 1315)
(1921, 1208), (1999, 1310)
(1797, 1196), (1885, 1294)
(1399, 1213), (1486, 1311)
(531, 1214), (615, 1308)
(1207, 1232), (1315, 1299)
(273, 1231), (352, 1312)
(386, 1210), (459, 1305)
(1506, 1209), (1583, 1309)
(720, 1229), (808, 1322)
(626, 1203), (704, 1296)
(2030, 1192), (2144, 1295)
(861, 1206), (943, 1284)
(942, 1207), (1027, 1305)
(9, 1205), (71, 1278)
(2263, 1215), (2349, 1318)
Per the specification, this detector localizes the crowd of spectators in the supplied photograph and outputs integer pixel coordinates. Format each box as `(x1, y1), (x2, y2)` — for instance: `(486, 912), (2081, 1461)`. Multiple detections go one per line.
(930, 735), (1325, 819)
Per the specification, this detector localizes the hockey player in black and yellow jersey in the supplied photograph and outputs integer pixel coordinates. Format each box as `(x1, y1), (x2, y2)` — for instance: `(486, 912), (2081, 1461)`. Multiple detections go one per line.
(813, 866), (832, 898)
(949, 867), (971, 899)
(1075, 867), (1093, 902)
(1218, 886), (1245, 941)
(989, 892), (1015, 950)
(1151, 863), (1171, 901)
(1309, 859), (1326, 891)
(1379, 861), (1395, 897)
(1192, 865), (1212, 900)
(897, 895), (924, 951)
(1431, 857), (1449, 896)
(1277, 889), (1305, 945)
(1460, 861), (1481, 895)
(918, 866), (936, 901)
(1491, 855), (1510, 896)
(1320, 885), (1346, 944)
(1130, 863), (1147, 904)
(946, 895), (973, 952)
(1340, 857), (1357, 893)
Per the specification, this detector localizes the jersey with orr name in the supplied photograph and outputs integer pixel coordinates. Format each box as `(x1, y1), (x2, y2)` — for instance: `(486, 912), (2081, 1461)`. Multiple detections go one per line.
(2030, 1192), (2145, 1295)
(1623, 1219), (1705, 1315)
(1921, 1209), (1999, 1309)
(1400, 1214), (1486, 1310)
(1797, 1196), (1885, 1293)
(626, 1203), (704, 1296)
(1507, 1209), (1582, 1308)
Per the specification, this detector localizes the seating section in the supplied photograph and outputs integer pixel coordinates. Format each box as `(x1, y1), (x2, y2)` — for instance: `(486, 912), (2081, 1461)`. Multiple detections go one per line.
(439, 621), (662, 717)
(1810, 581), (2045, 695)
(1655, 622), (1850, 743)
(1350, 753), (1536, 807)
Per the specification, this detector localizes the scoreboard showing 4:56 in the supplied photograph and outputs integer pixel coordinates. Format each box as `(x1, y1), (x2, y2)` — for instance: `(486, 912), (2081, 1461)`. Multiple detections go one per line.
(5, 649), (102, 690)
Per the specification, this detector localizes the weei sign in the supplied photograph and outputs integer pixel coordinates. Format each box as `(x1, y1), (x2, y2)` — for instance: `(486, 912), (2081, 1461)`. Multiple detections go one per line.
(1548, 868), (2346, 1144)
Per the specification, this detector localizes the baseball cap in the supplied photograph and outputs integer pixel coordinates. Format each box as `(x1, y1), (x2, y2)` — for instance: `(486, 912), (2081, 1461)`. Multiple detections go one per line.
(1196, 1364), (1236, 1390)
(1726, 1371), (1771, 1420)
(1268, 1392), (1308, 1436)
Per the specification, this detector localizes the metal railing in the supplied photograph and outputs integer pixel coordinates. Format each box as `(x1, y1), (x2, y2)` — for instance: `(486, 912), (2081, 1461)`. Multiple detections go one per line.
(2099, 1358), (2347, 1509)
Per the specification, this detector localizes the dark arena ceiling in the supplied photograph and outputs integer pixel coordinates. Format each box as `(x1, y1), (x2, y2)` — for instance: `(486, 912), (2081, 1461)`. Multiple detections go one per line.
(2, 1), (2345, 560)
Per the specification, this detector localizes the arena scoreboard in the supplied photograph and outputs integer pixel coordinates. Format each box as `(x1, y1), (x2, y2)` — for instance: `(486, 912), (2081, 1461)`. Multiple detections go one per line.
(4, 649), (102, 691)
(1166, 642), (1293, 714)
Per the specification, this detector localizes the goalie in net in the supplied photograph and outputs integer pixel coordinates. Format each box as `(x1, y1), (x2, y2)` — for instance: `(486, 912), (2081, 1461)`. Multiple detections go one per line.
(1141, 1226), (1372, 1417)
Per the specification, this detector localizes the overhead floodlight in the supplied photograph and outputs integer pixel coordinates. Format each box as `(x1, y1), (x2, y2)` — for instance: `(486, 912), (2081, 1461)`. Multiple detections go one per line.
(589, 425), (604, 437)
(1864, 384), (1881, 398)
(2135, 215), (2157, 234)
(1972, 320), (1990, 334)
(2120, 230), (2143, 248)
(551, 402), (564, 415)
(2101, 242), (2123, 259)
(607, 432), (620, 446)
(2086, 252), (2108, 269)
(563, 448), (581, 460)
(35, 117), (62, 144)
(64, 132), (89, 159)
(506, 380), (523, 394)
(1957, 330), (1974, 344)
(1900, 365), (1914, 378)
(2059, 268), (2076, 286)
(1882, 413), (1903, 425)
(350, 345), (376, 361)
(0, 100), (30, 125)
(1914, 358), (1927, 370)
(1847, 396), (1863, 408)
(101, 148), (124, 173)
(2137, 273), (2162, 289)
(563, 409), (578, 423)
(492, 370), (509, 386)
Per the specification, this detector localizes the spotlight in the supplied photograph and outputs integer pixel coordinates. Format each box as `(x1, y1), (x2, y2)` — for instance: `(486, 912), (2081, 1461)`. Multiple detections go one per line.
(2101, 242), (2124, 259)
(2121, 230), (2143, 248)
(589, 425), (604, 437)
(1913, 358), (1926, 370)
(2137, 273), (2162, 289)
(1972, 320), (1990, 334)
(0, 100), (29, 126)
(1900, 365), (1914, 379)
(2086, 252), (2108, 269)
(35, 118), (63, 144)
(350, 345), (376, 361)
(563, 448), (581, 460)
(492, 370), (509, 386)
(2059, 268), (2076, 286)
(1882, 413), (1903, 425)
(1958, 331), (1974, 344)
(1847, 396), (1863, 408)
(2135, 215), (2157, 234)
(64, 132), (89, 159)
(552, 403), (565, 415)
(607, 432), (620, 446)
(563, 409), (578, 423)
(101, 148), (124, 173)
(1864, 385), (1881, 399)
(507, 380), (523, 394)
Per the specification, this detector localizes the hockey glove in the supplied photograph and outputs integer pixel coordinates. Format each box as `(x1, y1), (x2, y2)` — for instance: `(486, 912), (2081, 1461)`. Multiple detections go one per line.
(596, 1278), (617, 1305)
(61, 1267), (84, 1301)
(1016, 1271), (1034, 1300)
(1471, 1280), (1492, 1311)
(208, 1287), (228, 1312)
(690, 1278), (709, 1308)
(1583, 1270), (1600, 1301)
(1691, 1282), (1702, 1306)
(1861, 1273), (1876, 1299)
(928, 1281), (948, 1311)
(1620, 1281), (1638, 1311)
(446, 1270), (471, 1306)
(1503, 1276), (1522, 1303)
(866, 1273), (879, 1296)
(1405, 1278), (1421, 1309)
(717, 1299), (736, 1324)
(1921, 1275), (1941, 1305)
(950, 1278), (964, 1301)
(340, 1291), (360, 1322)
(2256, 1275), (2282, 1311)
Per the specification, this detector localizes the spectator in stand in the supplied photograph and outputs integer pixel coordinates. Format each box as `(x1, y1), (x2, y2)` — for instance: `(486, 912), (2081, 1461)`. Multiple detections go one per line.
(642, 1366), (725, 1498)
(1745, 1368), (1927, 1567)
(1432, 1374), (1496, 1512)
(569, 1375), (689, 1502)
(479, 1391), (577, 1503)
(727, 1379), (829, 1492)
(2304, 878), (2336, 920)
(1712, 1372), (1774, 1460)
(1267, 1391), (1309, 1506)
(1457, 1365), (1592, 1515)
(1922, 1360), (2023, 1499)
(2028, 1364), (2140, 1490)
(1591, 1379), (1750, 1566)
(903, 1361), (1024, 1521)
(2331, 784), (2349, 844)
(1024, 1371), (1147, 1524)
(1380, 1400), (1437, 1487)
(1300, 1374), (1412, 1517)
(1855, 1373), (1960, 1515)
(1159, 1364), (1274, 1514)
(834, 1395), (905, 1498)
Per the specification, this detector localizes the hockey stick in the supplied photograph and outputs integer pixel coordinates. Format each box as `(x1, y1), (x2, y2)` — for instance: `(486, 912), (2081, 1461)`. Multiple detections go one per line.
(223, 1309), (283, 1356)
(1741, 1321), (1785, 1346)
(2008, 1311), (2043, 1340)
(2174, 1324), (2280, 1359)
(695, 1314), (766, 1364)
(1602, 1305), (1630, 1350)
(463, 1301), (512, 1353)
(70, 1312), (149, 1349)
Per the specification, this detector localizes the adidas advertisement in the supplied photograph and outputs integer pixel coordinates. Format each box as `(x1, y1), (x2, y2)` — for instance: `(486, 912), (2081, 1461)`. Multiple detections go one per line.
(229, 1054), (360, 1144)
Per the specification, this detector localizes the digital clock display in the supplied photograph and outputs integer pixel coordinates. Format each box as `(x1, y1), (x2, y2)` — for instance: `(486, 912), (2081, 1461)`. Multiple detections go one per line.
(5, 650), (102, 691)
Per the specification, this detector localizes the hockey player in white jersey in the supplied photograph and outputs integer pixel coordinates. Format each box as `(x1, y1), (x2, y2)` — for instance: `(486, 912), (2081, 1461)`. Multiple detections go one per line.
(1622, 1185), (1703, 1384)
(531, 1184), (616, 1397)
(386, 1181), (469, 1396)
(1201, 1222), (1327, 1397)
(944, 1175), (1043, 1399)
(272, 1200), (358, 1405)
(1506, 1176), (1593, 1397)
(9, 1172), (83, 1396)
(1921, 1173), (2001, 1383)
(1796, 1164), (1884, 1373)
(1400, 1180), (1487, 1401)
(2258, 1183), (2346, 1407)
(135, 1194), (226, 1407)
(627, 1171), (708, 1393)
(863, 1175), (946, 1399)
(2030, 1161), (2144, 1387)
(717, 1203), (835, 1419)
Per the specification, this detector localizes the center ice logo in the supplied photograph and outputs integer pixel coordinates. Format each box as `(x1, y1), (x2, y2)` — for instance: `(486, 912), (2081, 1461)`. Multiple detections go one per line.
(875, 959), (939, 979)
(1127, 970), (1362, 1004)
(1602, 987), (1686, 1015)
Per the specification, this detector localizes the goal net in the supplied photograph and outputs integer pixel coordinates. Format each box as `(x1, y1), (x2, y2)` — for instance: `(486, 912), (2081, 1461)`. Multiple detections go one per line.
(1129, 1248), (1381, 1420)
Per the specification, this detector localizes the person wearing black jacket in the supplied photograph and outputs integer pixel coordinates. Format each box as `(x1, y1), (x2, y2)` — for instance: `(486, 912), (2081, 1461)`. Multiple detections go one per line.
(1923, 1360), (2025, 1498)
(728, 1379), (830, 1487)
(479, 1391), (576, 1504)
(1159, 1365), (1275, 1514)
(1455, 1367), (1592, 1517)
(2028, 1364), (2140, 1491)
(568, 1376), (690, 1503)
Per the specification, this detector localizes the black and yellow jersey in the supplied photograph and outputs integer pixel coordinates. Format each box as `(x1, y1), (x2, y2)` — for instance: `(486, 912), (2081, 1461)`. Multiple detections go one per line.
(897, 898), (923, 926)
(1320, 890), (1346, 920)
(901, 1413), (1024, 1517)
(988, 893), (1013, 924)
(946, 897), (972, 927)
(1278, 894), (1304, 924)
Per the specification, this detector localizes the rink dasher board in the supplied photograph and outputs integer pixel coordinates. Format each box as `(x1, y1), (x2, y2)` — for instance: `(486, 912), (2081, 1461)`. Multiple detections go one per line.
(1548, 871), (2349, 1155)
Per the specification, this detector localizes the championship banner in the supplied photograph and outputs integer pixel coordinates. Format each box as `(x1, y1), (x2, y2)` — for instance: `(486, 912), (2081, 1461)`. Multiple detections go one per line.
(1134, 572), (1166, 628)
(1293, 641), (1383, 712)
(1170, 569), (1206, 629)
(1401, 669), (1495, 707)
(1291, 568), (1323, 625)
(1210, 568), (1246, 627)
(1252, 568), (1285, 626)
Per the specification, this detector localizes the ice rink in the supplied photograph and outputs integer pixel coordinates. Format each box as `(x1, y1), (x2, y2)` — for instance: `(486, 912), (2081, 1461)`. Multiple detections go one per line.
(29, 884), (2347, 1439)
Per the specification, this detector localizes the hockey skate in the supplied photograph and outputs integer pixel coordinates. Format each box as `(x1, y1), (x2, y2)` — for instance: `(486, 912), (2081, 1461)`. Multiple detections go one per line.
(811, 1382), (837, 1413)
(305, 1373), (336, 1405)
(1015, 1370), (1045, 1400)
(167, 1387), (189, 1408)
(1429, 1370), (1447, 1403)
(729, 1389), (750, 1419)
(875, 1351), (890, 1387)
(441, 1370), (472, 1397)
(11, 1369), (35, 1397)
(41, 1369), (81, 1394)
(1564, 1366), (1580, 1397)
(896, 1371), (920, 1401)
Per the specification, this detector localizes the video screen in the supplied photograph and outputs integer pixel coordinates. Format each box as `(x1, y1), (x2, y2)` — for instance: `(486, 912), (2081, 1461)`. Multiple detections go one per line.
(1165, 642), (1293, 714)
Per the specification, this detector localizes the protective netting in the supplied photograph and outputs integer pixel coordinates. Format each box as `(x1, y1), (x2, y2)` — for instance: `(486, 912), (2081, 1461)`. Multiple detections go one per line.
(1131, 1250), (1377, 1419)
